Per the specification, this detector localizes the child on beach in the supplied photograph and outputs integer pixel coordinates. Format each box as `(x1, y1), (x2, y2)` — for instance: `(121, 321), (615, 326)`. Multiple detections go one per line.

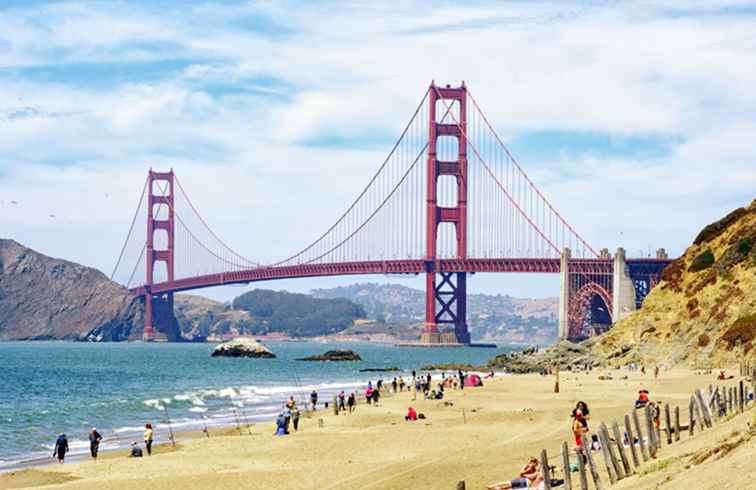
(52, 433), (68, 464)
(144, 423), (153, 456)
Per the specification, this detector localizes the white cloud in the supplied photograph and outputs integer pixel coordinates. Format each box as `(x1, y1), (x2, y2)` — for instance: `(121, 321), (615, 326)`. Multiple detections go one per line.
(1, 0), (755, 300)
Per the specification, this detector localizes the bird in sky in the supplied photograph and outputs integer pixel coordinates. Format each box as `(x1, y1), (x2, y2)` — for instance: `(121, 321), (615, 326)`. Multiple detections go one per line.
(49, 214), (56, 218)
(10, 200), (18, 205)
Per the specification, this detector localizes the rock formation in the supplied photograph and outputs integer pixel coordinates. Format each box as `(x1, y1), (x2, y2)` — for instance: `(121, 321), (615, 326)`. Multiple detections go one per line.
(211, 338), (276, 358)
(593, 199), (756, 366)
(296, 350), (362, 361)
(0, 239), (147, 341)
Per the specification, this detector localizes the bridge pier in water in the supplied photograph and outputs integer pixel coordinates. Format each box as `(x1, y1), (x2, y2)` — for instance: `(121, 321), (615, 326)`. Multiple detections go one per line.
(143, 169), (177, 342)
(420, 81), (471, 345)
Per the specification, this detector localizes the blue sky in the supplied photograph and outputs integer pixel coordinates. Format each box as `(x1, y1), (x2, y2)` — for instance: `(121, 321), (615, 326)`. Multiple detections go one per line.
(1, 0), (755, 300)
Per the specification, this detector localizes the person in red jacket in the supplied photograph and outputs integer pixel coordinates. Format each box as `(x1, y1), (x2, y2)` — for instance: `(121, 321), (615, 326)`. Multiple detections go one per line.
(405, 406), (418, 421)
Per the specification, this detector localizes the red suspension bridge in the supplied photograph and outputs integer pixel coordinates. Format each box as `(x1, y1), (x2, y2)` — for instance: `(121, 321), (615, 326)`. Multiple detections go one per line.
(111, 82), (671, 343)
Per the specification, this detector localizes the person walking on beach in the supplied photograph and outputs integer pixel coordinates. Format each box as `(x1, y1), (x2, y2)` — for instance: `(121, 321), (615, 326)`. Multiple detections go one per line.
(291, 404), (301, 432)
(347, 392), (356, 413)
(338, 391), (346, 412)
(365, 385), (374, 405)
(53, 433), (68, 464)
(88, 427), (103, 460)
(398, 377), (405, 392)
(391, 378), (398, 393)
(144, 423), (153, 456)
(310, 390), (318, 411)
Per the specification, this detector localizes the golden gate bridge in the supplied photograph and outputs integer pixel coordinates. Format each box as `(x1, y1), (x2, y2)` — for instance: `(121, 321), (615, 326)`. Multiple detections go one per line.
(111, 82), (671, 343)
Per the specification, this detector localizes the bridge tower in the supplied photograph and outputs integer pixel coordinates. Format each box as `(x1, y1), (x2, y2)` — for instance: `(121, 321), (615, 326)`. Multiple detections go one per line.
(144, 169), (175, 341)
(421, 82), (470, 344)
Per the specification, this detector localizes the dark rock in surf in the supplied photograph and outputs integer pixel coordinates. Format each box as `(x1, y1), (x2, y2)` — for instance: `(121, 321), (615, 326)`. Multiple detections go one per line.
(297, 350), (362, 361)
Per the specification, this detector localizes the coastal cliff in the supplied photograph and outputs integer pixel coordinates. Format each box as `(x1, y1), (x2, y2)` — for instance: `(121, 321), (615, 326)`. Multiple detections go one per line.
(0, 239), (144, 341)
(593, 199), (756, 366)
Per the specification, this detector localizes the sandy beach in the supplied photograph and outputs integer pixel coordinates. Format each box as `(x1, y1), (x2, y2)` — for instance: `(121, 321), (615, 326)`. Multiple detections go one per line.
(1, 367), (754, 490)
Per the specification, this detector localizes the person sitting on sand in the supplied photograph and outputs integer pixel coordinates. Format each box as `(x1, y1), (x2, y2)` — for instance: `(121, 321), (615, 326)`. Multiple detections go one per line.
(635, 389), (650, 408)
(486, 457), (540, 489)
(52, 433), (69, 464)
(275, 412), (288, 436)
(405, 406), (418, 421)
(129, 442), (143, 457)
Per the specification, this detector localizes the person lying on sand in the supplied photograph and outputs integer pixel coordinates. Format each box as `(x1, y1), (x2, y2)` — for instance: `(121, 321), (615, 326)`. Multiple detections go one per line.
(486, 457), (541, 489)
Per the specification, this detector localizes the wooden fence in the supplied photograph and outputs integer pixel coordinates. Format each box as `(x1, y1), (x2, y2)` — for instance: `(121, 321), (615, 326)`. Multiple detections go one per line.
(457, 369), (756, 489)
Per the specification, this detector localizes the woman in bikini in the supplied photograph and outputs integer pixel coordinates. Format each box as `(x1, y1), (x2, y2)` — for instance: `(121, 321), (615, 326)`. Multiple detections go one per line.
(486, 457), (541, 489)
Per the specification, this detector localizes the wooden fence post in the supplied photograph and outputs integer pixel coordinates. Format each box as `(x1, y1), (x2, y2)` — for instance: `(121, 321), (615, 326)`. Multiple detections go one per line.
(456, 481), (466, 490)
(611, 421), (632, 475)
(664, 404), (673, 445)
(739, 380), (745, 412)
(633, 409), (648, 461)
(644, 405), (657, 458)
(688, 397), (696, 436)
(561, 441), (573, 490)
(576, 444), (589, 490)
(674, 406), (680, 442)
(581, 435), (603, 490)
(625, 414), (640, 468)
(540, 449), (553, 490)
(695, 389), (712, 428)
(597, 425), (619, 483)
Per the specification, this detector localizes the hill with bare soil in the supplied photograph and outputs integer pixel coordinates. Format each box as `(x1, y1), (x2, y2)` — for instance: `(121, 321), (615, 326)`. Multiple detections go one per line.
(593, 199), (756, 367)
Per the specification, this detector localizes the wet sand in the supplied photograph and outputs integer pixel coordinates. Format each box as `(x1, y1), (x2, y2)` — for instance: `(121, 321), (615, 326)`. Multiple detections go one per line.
(1, 367), (754, 490)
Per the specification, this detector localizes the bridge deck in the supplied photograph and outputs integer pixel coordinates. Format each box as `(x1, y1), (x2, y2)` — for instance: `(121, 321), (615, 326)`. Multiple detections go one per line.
(130, 257), (670, 295)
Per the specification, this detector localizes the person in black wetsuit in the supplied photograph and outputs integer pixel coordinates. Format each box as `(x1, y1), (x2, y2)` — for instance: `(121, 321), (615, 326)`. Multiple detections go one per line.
(53, 434), (69, 464)
(89, 427), (103, 460)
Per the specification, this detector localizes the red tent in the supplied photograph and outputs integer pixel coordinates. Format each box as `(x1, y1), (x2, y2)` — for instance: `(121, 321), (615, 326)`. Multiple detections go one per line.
(464, 374), (482, 387)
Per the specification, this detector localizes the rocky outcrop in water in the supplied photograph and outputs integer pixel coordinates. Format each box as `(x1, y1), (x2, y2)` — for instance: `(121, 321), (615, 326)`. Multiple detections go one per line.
(0, 239), (146, 341)
(297, 350), (362, 361)
(211, 338), (276, 358)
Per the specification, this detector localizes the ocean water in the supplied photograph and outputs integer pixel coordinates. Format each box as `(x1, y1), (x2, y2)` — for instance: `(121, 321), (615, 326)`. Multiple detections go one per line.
(0, 341), (512, 468)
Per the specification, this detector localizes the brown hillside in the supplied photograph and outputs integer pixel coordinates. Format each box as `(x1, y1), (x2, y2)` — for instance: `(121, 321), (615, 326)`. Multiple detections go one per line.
(593, 198), (756, 367)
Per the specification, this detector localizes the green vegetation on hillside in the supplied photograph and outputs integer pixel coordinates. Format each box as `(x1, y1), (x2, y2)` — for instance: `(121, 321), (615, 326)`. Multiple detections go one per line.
(232, 289), (366, 337)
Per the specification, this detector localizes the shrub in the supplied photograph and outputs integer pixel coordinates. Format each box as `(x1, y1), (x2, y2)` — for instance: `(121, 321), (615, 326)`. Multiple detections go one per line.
(689, 250), (715, 272)
(738, 236), (753, 255)
(719, 314), (756, 350)
(698, 333), (710, 347)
